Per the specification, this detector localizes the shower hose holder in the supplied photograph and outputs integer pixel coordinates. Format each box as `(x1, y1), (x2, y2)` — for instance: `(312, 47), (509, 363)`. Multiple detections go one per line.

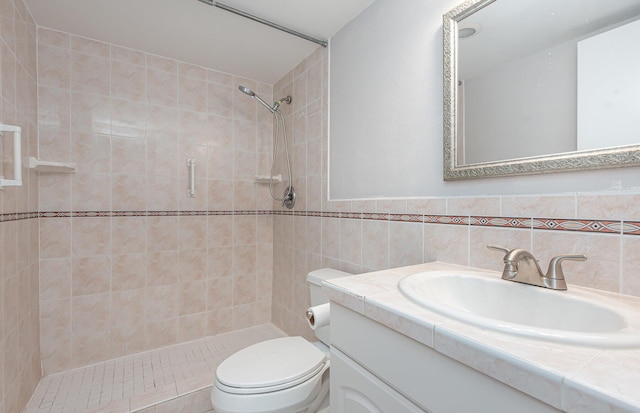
(283, 186), (296, 209)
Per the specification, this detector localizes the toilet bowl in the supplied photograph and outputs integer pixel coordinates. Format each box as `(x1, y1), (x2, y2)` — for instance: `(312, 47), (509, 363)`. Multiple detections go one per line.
(210, 268), (350, 413)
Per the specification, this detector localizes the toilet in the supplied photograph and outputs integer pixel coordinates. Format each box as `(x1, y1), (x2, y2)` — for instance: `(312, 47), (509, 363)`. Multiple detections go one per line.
(210, 268), (350, 413)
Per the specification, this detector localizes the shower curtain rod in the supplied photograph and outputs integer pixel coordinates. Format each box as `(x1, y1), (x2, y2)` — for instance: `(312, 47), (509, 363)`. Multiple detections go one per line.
(197, 0), (328, 48)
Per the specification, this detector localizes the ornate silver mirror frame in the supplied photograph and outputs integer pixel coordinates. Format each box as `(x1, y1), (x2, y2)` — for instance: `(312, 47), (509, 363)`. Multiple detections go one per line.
(443, 0), (640, 181)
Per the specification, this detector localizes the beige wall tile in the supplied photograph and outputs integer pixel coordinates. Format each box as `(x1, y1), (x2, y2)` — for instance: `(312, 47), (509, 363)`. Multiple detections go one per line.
(177, 312), (207, 342)
(578, 193), (640, 221)
(362, 220), (388, 271)
(622, 236), (640, 297)
(147, 251), (179, 286)
(207, 246), (233, 278)
(112, 216), (147, 254)
(424, 223), (469, 266)
(447, 196), (501, 216)
(148, 216), (179, 251)
(39, 258), (71, 300)
(502, 195), (576, 219)
(71, 255), (110, 296)
(147, 105), (179, 142)
(70, 52), (110, 95)
(389, 221), (423, 268)
(72, 293), (110, 335)
(40, 218), (71, 259)
(111, 289), (146, 328)
(72, 217), (110, 256)
(71, 173), (111, 211)
(206, 307), (232, 336)
(533, 230), (620, 292)
(109, 324), (146, 358)
(339, 218), (362, 265)
(111, 253), (147, 291)
(179, 280), (207, 315)
(111, 60), (146, 102)
(38, 43), (70, 88)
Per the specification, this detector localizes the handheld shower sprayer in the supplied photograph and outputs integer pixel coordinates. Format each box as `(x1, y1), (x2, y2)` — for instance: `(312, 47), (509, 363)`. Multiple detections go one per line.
(237, 85), (296, 209)
(238, 86), (291, 114)
(238, 85), (274, 113)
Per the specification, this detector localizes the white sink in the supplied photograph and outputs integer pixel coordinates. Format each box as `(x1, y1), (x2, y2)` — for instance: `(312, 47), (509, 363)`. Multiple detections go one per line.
(398, 271), (640, 348)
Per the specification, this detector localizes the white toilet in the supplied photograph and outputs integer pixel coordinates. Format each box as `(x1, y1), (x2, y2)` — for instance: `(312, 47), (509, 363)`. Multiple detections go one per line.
(210, 268), (349, 413)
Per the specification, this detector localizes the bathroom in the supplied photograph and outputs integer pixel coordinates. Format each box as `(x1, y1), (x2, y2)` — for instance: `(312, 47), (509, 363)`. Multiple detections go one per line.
(2, 0), (640, 412)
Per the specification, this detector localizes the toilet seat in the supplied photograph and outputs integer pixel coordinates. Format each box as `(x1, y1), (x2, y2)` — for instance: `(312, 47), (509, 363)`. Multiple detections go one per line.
(215, 337), (327, 395)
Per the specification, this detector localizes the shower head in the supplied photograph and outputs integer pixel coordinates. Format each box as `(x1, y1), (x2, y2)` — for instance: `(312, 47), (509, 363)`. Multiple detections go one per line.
(238, 85), (275, 113)
(238, 85), (255, 97)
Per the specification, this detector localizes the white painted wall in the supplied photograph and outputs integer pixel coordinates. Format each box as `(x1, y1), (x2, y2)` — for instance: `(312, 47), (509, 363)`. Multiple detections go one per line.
(577, 18), (640, 151)
(329, 0), (640, 199)
(329, 0), (436, 198)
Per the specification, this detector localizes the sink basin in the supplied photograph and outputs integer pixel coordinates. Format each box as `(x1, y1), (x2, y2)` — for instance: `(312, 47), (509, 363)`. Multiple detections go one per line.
(398, 271), (640, 348)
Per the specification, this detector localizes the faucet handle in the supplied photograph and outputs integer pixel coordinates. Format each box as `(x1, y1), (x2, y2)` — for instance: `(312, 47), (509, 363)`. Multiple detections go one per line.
(545, 254), (587, 290)
(486, 245), (510, 254)
(547, 254), (587, 279)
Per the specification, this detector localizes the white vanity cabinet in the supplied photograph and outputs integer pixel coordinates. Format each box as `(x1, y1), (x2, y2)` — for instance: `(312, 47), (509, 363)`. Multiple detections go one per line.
(331, 347), (425, 413)
(330, 304), (561, 413)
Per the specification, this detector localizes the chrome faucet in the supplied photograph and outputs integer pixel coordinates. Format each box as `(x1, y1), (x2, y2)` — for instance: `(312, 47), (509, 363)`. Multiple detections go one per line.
(487, 245), (587, 290)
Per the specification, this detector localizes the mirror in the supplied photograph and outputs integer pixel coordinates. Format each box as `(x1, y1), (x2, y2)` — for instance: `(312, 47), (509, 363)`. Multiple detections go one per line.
(443, 0), (640, 180)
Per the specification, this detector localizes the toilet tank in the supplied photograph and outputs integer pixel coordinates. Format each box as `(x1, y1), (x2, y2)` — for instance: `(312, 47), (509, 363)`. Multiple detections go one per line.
(307, 268), (350, 345)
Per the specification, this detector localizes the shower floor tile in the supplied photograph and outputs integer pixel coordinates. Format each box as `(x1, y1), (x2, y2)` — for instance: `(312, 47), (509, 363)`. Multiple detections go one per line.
(26, 324), (286, 413)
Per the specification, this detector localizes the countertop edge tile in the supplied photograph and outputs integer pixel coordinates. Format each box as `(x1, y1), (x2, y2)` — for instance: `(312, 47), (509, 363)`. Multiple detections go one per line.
(562, 377), (640, 413)
(364, 292), (437, 348)
(434, 323), (564, 409)
(325, 283), (365, 314)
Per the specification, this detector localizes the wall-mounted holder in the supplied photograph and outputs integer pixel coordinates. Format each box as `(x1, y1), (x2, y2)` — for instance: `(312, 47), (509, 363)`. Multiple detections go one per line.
(254, 174), (282, 184)
(25, 156), (76, 173)
(0, 124), (22, 189)
(283, 185), (296, 209)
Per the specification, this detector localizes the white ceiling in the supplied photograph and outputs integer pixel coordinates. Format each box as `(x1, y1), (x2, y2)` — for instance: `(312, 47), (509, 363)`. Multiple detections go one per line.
(23, 0), (375, 84)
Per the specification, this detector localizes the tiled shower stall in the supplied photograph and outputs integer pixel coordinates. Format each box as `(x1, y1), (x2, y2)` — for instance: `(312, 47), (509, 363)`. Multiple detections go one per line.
(35, 26), (281, 374)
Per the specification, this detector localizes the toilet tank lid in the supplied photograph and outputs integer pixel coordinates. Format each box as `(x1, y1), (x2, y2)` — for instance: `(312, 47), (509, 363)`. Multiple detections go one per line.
(307, 268), (351, 286)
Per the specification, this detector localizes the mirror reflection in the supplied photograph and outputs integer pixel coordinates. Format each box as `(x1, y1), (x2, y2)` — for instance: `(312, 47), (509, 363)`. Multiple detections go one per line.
(444, 0), (640, 179)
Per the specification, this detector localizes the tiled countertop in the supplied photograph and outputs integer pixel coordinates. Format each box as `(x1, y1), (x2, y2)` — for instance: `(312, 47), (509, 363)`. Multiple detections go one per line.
(324, 262), (640, 413)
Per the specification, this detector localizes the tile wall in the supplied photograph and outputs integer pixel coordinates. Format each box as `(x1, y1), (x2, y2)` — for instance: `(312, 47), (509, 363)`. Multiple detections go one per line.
(270, 46), (640, 340)
(0, 0), (41, 412)
(270, 47), (327, 340)
(36, 28), (275, 374)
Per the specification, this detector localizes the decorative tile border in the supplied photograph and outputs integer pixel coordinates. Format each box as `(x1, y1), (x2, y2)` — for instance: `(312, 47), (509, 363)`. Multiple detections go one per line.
(531, 218), (621, 234)
(424, 215), (468, 225)
(2, 210), (636, 235)
(0, 212), (38, 222)
(622, 221), (640, 235)
(389, 213), (422, 222)
(469, 216), (531, 229)
(363, 213), (389, 220)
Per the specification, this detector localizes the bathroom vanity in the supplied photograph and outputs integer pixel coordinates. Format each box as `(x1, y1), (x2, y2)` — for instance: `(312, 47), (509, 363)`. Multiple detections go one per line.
(326, 262), (640, 413)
